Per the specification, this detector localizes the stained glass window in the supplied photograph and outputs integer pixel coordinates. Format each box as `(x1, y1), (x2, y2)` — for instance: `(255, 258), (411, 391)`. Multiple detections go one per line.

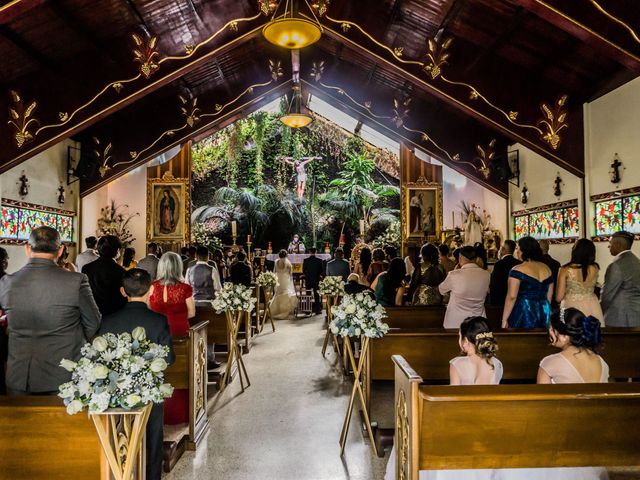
(623, 195), (640, 234)
(515, 206), (579, 240)
(1, 204), (74, 242)
(595, 199), (623, 237)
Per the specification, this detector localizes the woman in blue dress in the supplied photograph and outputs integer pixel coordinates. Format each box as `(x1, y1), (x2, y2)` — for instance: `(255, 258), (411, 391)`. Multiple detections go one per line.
(501, 236), (553, 328)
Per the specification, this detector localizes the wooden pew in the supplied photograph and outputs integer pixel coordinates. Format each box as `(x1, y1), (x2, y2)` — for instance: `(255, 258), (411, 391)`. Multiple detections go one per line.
(192, 305), (252, 354)
(163, 320), (209, 471)
(0, 396), (105, 479)
(384, 305), (502, 330)
(366, 327), (640, 437)
(392, 355), (640, 479)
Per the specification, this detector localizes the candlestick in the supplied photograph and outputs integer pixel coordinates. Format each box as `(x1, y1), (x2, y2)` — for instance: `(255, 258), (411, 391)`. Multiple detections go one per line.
(231, 220), (237, 237)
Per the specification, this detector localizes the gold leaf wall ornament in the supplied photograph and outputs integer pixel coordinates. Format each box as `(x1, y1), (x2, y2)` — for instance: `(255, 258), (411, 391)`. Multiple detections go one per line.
(132, 33), (160, 79)
(310, 60), (325, 82)
(424, 36), (453, 80)
(7, 90), (39, 148)
(180, 96), (201, 127)
(94, 137), (114, 178)
(475, 139), (497, 179)
(391, 98), (411, 128)
(257, 0), (278, 16)
(269, 59), (284, 81)
(310, 0), (331, 18)
(537, 95), (569, 150)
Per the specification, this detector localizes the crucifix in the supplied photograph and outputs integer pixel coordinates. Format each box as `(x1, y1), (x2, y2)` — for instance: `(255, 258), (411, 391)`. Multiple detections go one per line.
(610, 154), (623, 184)
(283, 155), (321, 199)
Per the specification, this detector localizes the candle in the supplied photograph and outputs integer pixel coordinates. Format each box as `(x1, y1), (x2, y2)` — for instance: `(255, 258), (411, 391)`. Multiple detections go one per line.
(452, 211), (455, 229)
(247, 234), (252, 244)
(231, 220), (237, 237)
(359, 219), (365, 235)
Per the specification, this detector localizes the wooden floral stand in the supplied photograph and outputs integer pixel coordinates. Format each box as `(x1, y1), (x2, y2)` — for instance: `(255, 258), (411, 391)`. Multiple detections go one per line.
(257, 286), (275, 333)
(321, 295), (342, 366)
(90, 403), (152, 480)
(339, 336), (378, 457)
(221, 309), (251, 393)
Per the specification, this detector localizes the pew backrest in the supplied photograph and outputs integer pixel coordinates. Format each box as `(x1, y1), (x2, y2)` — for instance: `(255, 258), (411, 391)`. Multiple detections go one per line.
(385, 306), (502, 330)
(393, 355), (640, 480)
(0, 396), (104, 479)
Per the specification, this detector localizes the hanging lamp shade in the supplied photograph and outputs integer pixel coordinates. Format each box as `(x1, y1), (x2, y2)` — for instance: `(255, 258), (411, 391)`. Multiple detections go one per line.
(263, 0), (323, 49)
(280, 84), (313, 128)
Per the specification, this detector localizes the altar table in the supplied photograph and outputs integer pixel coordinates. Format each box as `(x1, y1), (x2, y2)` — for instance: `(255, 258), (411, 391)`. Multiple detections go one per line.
(266, 253), (331, 273)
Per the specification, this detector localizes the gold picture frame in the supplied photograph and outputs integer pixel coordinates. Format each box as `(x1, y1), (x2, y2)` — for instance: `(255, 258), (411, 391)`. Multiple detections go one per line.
(147, 172), (190, 242)
(401, 177), (443, 245)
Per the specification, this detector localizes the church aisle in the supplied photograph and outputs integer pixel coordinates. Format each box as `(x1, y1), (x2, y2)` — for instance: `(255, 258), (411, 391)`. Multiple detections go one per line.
(166, 315), (389, 480)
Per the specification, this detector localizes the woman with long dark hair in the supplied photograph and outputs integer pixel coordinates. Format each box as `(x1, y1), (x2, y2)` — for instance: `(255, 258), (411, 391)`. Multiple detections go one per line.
(121, 247), (137, 270)
(555, 239), (603, 325)
(502, 236), (553, 328)
(355, 247), (372, 286)
(366, 248), (388, 284)
(408, 243), (445, 305)
(371, 257), (407, 306)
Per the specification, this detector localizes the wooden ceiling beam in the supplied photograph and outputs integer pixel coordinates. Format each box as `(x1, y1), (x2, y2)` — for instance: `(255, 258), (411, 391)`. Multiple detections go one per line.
(0, 0), (45, 25)
(0, 23), (57, 71)
(514, 0), (640, 73)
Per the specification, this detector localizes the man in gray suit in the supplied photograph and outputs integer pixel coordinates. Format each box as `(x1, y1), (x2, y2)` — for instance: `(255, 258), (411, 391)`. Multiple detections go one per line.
(138, 242), (160, 280)
(0, 226), (101, 395)
(326, 247), (350, 281)
(601, 231), (640, 327)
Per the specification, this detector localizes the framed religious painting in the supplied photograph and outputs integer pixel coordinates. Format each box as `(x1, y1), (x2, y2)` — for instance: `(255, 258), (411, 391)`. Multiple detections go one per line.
(402, 179), (443, 242)
(147, 172), (190, 242)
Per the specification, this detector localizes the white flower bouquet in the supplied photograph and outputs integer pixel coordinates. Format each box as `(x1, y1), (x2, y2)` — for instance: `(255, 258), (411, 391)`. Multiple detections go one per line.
(212, 282), (256, 313)
(318, 276), (345, 296)
(256, 271), (278, 290)
(330, 293), (389, 338)
(58, 327), (173, 415)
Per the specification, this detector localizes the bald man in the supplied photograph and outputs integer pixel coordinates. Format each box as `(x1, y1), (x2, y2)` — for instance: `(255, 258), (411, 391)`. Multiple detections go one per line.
(601, 231), (640, 326)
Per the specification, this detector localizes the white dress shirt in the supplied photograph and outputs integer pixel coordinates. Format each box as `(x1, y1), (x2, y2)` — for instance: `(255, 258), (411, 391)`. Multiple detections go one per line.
(438, 263), (491, 329)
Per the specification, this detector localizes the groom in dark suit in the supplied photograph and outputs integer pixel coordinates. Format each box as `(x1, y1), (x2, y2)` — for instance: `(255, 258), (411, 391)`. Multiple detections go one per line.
(97, 269), (175, 480)
(303, 248), (324, 314)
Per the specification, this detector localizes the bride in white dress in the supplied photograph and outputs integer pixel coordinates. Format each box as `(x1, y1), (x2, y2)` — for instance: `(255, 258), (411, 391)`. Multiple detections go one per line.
(270, 250), (298, 319)
(385, 317), (502, 480)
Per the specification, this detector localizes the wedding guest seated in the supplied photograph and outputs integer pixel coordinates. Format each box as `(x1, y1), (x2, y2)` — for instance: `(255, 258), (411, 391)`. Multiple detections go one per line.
(438, 246), (490, 328)
(384, 245), (398, 262)
(371, 258), (407, 307)
(326, 247), (350, 281)
(489, 239), (521, 306)
(502, 237), (553, 328)
(438, 244), (455, 275)
(138, 242), (160, 279)
(408, 243), (446, 306)
(600, 231), (640, 327)
(344, 273), (370, 295)
(556, 239), (603, 325)
(384, 316), (501, 480)
(186, 246), (222, 303)
(56, 243), (77, 272)
(149, 252), (194, 424)
(75, 235), (98, 272)
(82, 235), (127, 316)
(229, 251), (252, 287)
(121, 247), (137, 271)
(0, 226), (100, 395)
(354, 247), (372, 287)
(97, 269), (174, 480)
(366, 248), (388, 284)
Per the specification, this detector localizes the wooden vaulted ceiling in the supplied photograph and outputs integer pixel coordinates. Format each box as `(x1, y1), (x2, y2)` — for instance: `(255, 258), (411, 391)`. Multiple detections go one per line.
(1, 0), (639, 198)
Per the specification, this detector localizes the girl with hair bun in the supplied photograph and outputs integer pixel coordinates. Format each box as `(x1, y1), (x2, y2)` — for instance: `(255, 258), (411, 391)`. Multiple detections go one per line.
(451, 316), (503, 385)
(538, 307), (608, 384)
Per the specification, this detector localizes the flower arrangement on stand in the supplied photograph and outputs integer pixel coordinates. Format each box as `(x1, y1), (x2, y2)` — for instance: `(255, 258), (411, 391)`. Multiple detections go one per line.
(58, 327), (173, 480)
(330, 293), (389, 457)
(213, 283), (256, 392)
(256, 271), (278, 333)
(319, 276), (345, 359)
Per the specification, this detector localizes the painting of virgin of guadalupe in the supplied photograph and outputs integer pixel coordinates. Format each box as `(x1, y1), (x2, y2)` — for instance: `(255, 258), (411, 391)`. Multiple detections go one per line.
(147, 175), (188, 241)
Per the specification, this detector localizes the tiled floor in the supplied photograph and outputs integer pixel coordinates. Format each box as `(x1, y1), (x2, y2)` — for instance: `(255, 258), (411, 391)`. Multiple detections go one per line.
(165, 314), (389, 480)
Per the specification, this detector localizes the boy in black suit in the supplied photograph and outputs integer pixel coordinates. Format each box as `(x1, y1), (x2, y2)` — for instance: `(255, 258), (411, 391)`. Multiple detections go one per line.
(97, 269), (175, 480)
(303, 247), (324, 314)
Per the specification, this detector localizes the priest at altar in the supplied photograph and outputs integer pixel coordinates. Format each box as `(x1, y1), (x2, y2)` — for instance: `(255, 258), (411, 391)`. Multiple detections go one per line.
(287, 234), (306, 254)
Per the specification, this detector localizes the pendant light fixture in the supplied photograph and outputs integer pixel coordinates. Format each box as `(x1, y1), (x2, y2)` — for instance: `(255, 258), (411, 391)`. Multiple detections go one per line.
(280, 49), (313, 128)
(262, 0), (324, 49)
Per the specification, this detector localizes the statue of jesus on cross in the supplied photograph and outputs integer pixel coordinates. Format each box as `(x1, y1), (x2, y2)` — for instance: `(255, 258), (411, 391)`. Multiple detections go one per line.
(283, 155), (321, 199)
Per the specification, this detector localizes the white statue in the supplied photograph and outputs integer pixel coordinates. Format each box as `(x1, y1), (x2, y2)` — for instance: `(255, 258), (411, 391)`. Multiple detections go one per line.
(464, 205), (484, 246)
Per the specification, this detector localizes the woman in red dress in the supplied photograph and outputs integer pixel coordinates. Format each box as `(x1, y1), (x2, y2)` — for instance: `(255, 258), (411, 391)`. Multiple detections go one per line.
(149, 251), (195, 424)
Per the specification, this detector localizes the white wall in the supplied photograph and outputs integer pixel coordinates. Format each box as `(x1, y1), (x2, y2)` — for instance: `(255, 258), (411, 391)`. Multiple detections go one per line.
(585, 75), (640, 279)
(415, 149), (508, 237)
(507, 144), (583, 265)
(81, 165), (147, 260)
(1, 140), (80, 272)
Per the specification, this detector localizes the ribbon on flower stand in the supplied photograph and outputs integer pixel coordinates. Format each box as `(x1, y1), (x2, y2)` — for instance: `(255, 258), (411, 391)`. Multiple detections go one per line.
(90, 403), (153, 480)
(321, 295), (343, 366)
(220, 310), (250, 393)
(339, 336), (377, 457)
